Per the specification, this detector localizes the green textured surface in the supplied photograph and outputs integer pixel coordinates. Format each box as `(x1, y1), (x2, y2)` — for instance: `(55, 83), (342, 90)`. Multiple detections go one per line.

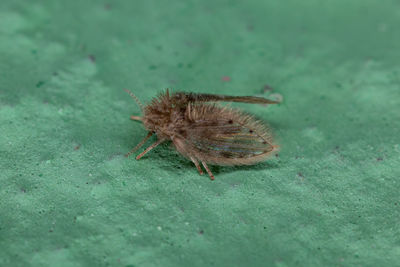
(1, 1), (400, 266)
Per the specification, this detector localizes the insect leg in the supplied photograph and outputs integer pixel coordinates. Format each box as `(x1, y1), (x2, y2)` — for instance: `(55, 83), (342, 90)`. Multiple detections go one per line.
(125, 132), (153, 157)
(190, 157), (204, 175)
(136, 138), (165, 160)
(130, 115), (142, 121)
(201, 162), (215, 180)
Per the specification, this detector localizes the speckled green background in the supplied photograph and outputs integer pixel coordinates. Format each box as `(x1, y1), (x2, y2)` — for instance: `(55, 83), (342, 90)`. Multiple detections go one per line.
(1, 1), (400, 266)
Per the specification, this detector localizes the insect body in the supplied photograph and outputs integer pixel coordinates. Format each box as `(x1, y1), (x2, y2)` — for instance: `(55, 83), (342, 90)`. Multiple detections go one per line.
(125, 89), (279, 180)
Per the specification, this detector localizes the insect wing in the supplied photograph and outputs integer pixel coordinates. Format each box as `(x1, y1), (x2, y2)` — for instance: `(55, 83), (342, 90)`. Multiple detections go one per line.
(183, 104), (276, 165)
(174, 92), (279, 105)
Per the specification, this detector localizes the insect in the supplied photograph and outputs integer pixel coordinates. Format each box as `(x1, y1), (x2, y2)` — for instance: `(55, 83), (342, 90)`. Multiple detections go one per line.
(124, 89), (280, 180)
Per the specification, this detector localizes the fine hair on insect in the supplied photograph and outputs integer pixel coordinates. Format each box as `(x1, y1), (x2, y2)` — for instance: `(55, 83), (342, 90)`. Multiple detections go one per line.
(124, 89), (280, 180)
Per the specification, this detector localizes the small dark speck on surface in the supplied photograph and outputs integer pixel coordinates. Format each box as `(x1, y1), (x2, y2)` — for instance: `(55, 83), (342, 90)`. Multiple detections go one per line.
(376, 157), (383, 161)
(36, 81), (45, 88)
(88, 55), (96, 62)
(149, 65), (157, 70)
(262, 84), (274, 93)
(199, 230), (204, 235)
(74, 145), (80, 151)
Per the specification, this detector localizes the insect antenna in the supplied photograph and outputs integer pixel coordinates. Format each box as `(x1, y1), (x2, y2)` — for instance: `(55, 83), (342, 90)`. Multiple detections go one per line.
(124, 88), (144, 111)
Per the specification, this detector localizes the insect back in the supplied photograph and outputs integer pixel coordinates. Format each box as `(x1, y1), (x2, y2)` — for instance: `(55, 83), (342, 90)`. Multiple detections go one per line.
(125, 89), (279, 180)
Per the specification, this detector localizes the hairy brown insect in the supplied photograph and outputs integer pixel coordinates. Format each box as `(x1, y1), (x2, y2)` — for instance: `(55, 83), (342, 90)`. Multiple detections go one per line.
(125, 89), (279, 180)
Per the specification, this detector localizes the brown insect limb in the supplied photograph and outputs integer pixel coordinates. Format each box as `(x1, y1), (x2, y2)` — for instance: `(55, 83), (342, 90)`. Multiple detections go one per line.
(125, 131), (153, 157)
(124, 88), (144, 111)
(201, 161), (215, 180)
(136, 138), (165, 160)
(190, 157), (204, 175)
(130, 115), (142, 121)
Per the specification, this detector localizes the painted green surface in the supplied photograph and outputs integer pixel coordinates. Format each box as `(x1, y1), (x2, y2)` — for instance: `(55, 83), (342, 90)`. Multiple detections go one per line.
(1, 1), (400, 266)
